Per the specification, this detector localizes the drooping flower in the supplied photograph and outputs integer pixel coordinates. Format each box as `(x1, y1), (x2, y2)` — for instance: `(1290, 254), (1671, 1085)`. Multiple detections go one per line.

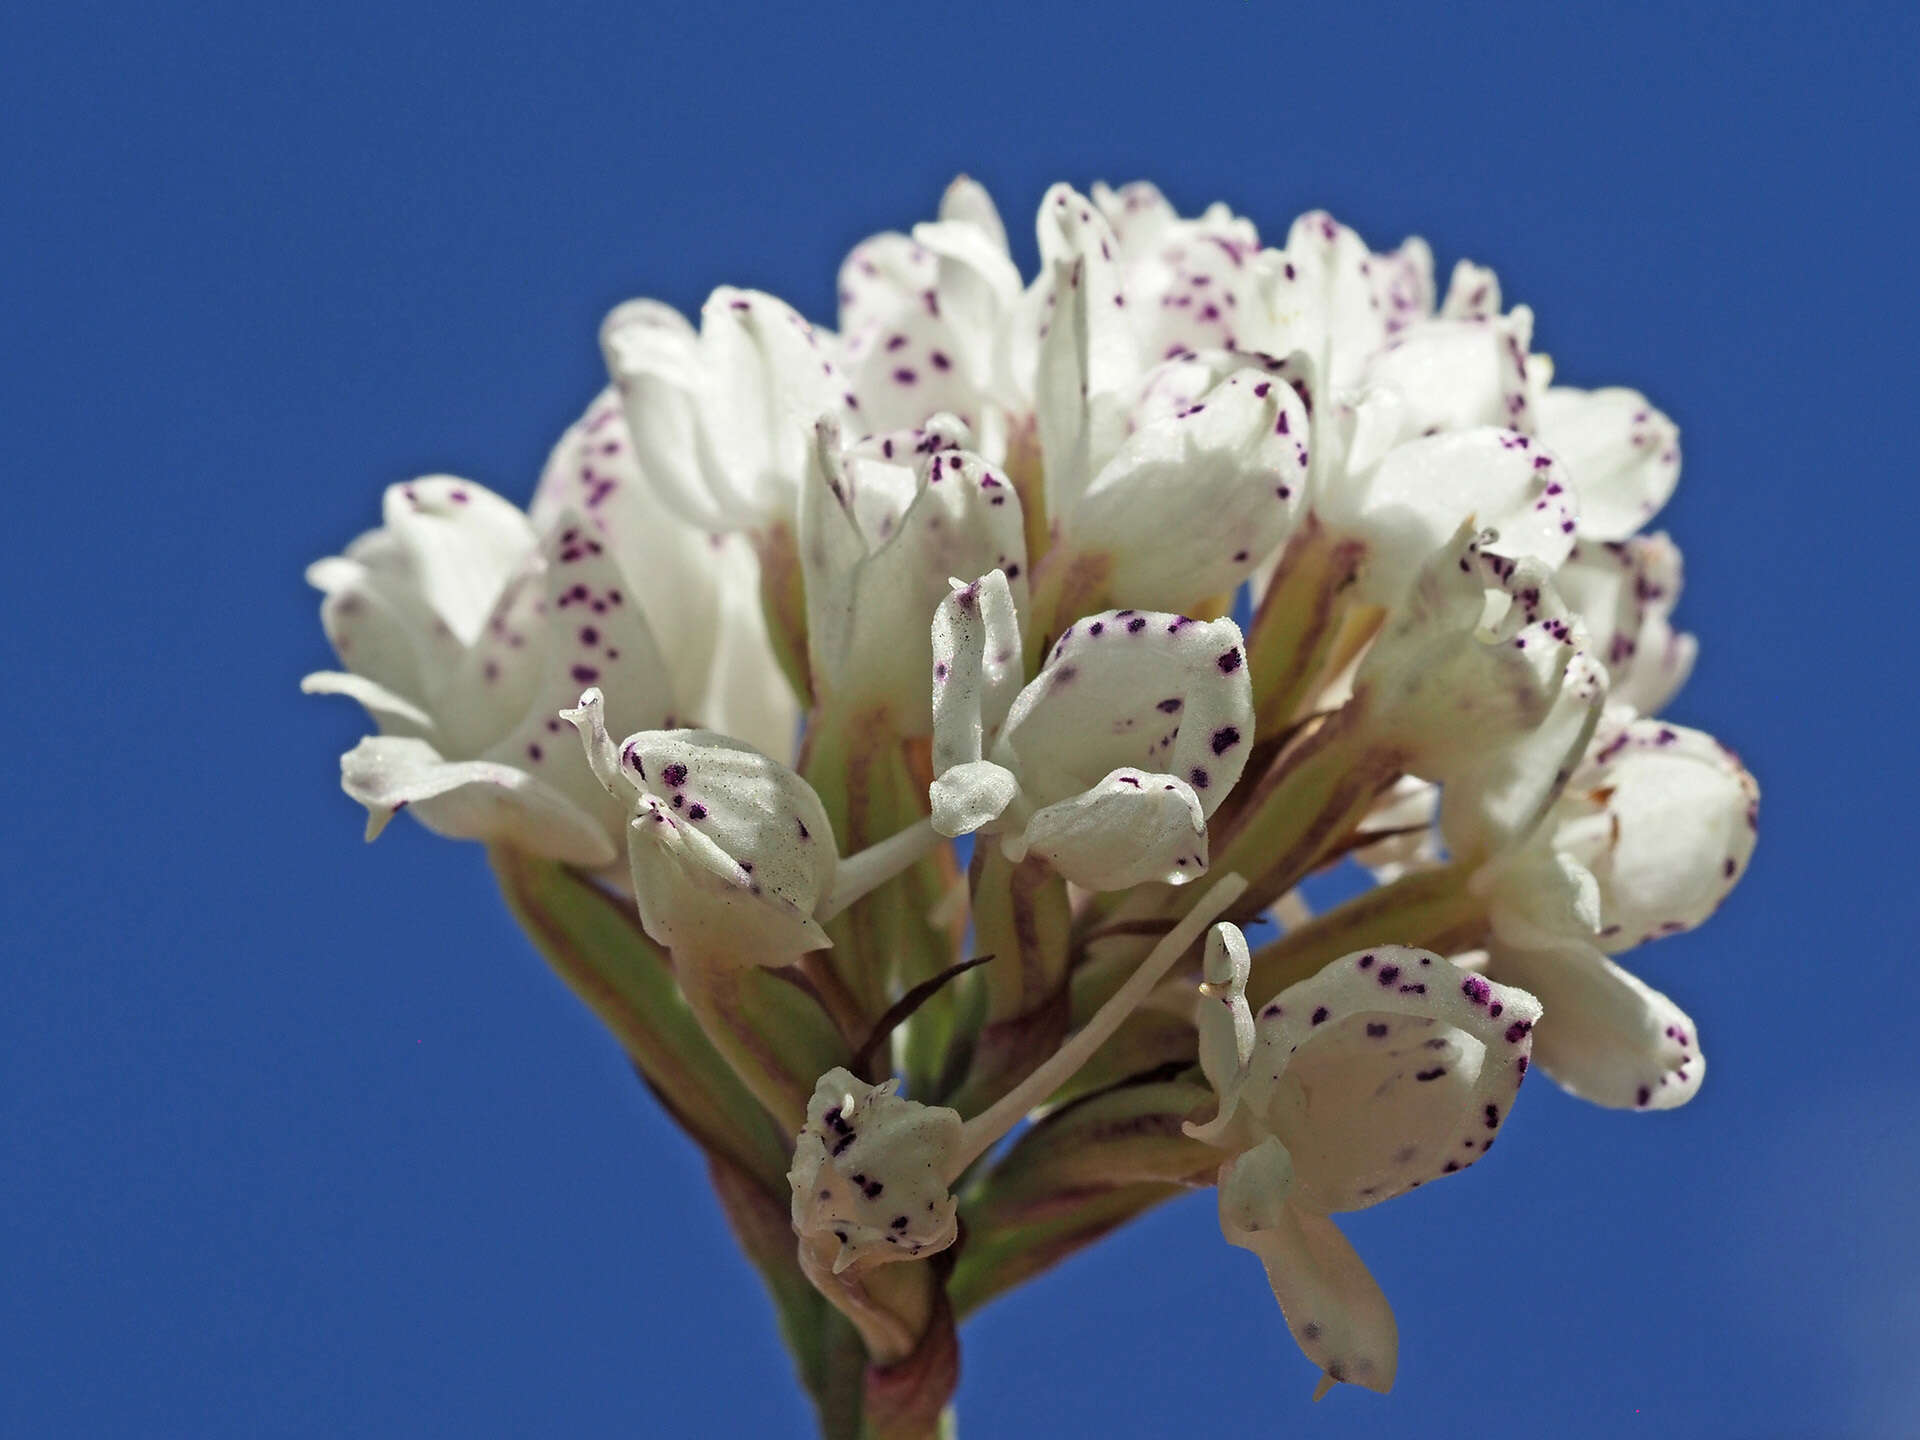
(562, 688), (836, 963)
(928, 570), (1255, 889)
(1187, 928), (1543, 1397)
(304, 473), (676, 866)
(1470, 709), (1758, 1109)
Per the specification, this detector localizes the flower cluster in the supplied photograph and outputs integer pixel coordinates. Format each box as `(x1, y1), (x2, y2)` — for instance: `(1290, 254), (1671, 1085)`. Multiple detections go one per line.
(307, 175), (1757, 1430)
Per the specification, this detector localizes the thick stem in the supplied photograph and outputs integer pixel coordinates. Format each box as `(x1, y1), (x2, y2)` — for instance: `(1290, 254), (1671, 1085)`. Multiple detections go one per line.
(802, 705), (964, 1097)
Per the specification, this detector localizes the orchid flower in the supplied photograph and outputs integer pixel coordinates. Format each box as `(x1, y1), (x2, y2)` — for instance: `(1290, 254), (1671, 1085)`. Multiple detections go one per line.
(1186, 926), (1542, 1398)
(1025, 188), (1313, 610)
(1355, 525), (1608, 859)
(560, 688), (836, 964)
(1554, 533), (1696, 715)
(834, 176), (1025, 449)
(529, 387), (800, 758)
(799, 417), (1027, 731)
(1470, 709), (1758, 1109)
(600, 288), (850, 535)
(304, 475), (676, 867)
(927, 570), (1255, 889)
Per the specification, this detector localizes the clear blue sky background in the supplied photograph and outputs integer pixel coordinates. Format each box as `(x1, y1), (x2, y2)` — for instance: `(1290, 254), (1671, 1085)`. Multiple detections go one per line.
(6, 3), (1916, 1435)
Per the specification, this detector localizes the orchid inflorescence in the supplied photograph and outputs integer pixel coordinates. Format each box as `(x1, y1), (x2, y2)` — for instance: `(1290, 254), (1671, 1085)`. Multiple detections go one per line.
(305, 175), (1758, 1436)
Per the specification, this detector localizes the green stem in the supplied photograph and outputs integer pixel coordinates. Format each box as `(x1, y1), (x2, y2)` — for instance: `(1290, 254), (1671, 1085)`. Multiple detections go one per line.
(488, 847), (788, 1185)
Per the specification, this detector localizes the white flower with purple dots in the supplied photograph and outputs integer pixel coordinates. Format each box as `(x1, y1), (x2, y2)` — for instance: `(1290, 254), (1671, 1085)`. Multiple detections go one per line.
(305, 171), (1758, 1428)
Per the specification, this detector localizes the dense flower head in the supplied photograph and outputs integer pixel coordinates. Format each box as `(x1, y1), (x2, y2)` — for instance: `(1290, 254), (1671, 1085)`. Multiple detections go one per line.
(306, 172), (1757, 1422)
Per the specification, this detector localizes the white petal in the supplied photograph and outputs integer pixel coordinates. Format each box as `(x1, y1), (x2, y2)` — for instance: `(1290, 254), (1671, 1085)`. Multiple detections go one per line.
(929, 760), (1020, 840)
(599, 298), (730, 529)
(696, 533), (802, 762)
(306, 550), (436, 707)
(1033, 184), (1142, 516)
(1195, 922), (1256, 1105)
(1327, 427), (1578, 609)
(1001, 611), (1253, 818)
(338, 735), (617, 867)
(1555, 534), (1696, 715)
(1555, 717), (1759, 950)
(529, 388), (726, 717)
(1219, 1139), (1398, 1396)
(938, 174), (1009, 254)
(1535, 386), (1680, 541)
(838, 233), (1001, 435)
(1486, 941), (1703, 1110)
(467, 514), (680, 825)
(1359, 528), (1607, 856)
(373, 477), (538, 646)
(1090, 179), (1181, 259)
(1245, 211), (1428, 396)
(1364, 308), (1537, 436)
(602, 288), (847, 531)
(1438, 258), (1501, 320)
(788, 1068), (964, 1272)
(802, 425), (1027, 730)
(1126, 208), (1264, 362)
(1066, 367), (1310, 611)
(1022, 767), (1209, 890)
(1233, 948), (1540, 1213)
(614, 729), (837, 961)
(299, 670), (436, 739)
(929, 571), (1024, 836)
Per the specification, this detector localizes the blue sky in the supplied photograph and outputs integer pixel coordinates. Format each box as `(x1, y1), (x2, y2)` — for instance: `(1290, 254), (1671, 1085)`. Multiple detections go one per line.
(6, 2), (1917, 1435)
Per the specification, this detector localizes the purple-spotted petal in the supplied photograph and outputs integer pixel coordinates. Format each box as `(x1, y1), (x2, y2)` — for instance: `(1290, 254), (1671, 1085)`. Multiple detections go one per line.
(1360, 528), (1607, 857)
(338, 735), (617, 867)
(1552, 716), (1759, 951)
(1555, 534), (1696, 716)
(930, 570), (1023, 836)
(611, 728), (837, 962)
(1364, 308), (1537, 437)
(1323, 426), (1580, 608)
(1020, 767), (1208, 890)
(1219, 1139), (1398, 1397)
(1486, 940), (1703, 1111)
(802, 423), (1026, 731)
(1000, 611), (1253, 819)
(1535, 386), (1680, 541)
(529, 389), (731, 719)
(1065, 367), (1310, 612)
(1230, 947), (1541, 1214)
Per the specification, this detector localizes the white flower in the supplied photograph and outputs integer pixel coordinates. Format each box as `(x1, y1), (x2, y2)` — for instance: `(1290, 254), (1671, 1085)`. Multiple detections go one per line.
(304, 474), (676, 866)
(1027, 188), (1313, 609)
(600, 288), (849, 534)
(529, 387), (800, 759)
(1554, 534), (1696, 715)
(1188, 926), (1542, 1397)
(928, 570), (1255, 889)
(789, 1069), (964, 1273)
(834, 176), (1024, 447)
(1471, 710), (1758, 1109)
(799, 417), (1027, 730)
(562, 689), (836, 962)
(1354, 525), (1608, 859)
